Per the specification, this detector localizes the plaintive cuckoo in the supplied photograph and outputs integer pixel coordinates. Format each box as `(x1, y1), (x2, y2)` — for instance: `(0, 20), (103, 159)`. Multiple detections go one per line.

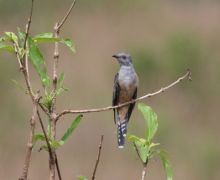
(112, 52), (138, 148)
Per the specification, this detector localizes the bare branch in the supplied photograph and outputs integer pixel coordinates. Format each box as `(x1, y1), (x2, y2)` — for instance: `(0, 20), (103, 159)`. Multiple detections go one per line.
(36, 110), (53, 160)
(56, 0), (77, 31)
(56, 70), (191, 121)
(55, 153), (62, 180)
(52, 0), (77, 111)
(23, 0), (34, 50)
(92, 135), (104, 180)
(52, 22), (59, 112)
(49, 1), (77, 178)
(141, 166), (147, 180)
(18, 2), (36, 179)
(19, 93), (39, 180)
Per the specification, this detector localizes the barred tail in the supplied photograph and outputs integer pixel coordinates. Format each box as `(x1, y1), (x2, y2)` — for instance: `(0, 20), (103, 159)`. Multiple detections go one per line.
(117, 120), (127, 149)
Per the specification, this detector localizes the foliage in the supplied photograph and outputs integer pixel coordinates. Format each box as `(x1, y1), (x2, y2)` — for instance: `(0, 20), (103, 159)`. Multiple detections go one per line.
(128, 103), (173, 180)
(0, 30), (75, 89)
(33, 114), (82, 150)
(77, 176), (88, 180)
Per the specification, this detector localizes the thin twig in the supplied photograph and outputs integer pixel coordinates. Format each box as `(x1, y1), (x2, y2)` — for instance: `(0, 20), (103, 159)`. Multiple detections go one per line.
(36, 110), (59, 180)
(92, 135), (104, 180)
(19, 93), (39, 180)
(141, 165), (147, 180)
(56, 0), (77, 31)
(50, 21), (60, 180)
(50, 1), (77, 178)
(52, 0), (76, 111)
(36, 110), (54, 163)
(23, 0), (34, 50)
(37, 109), (62, 180)
(55, 153), (62, 180)
(56, 70), (192, 121)
(18, 1), (36, 179)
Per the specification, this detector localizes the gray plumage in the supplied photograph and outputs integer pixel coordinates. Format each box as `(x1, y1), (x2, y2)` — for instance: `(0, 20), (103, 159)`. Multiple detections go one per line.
(112, 52), (138, 148)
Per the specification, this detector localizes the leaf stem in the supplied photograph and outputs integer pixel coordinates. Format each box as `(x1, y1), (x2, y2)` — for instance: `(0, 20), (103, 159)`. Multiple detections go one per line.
(92, 135), (104, 180)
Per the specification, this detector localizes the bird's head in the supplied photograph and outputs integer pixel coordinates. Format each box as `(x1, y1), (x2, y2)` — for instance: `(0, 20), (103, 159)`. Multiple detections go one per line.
(112, 52), (132, 66)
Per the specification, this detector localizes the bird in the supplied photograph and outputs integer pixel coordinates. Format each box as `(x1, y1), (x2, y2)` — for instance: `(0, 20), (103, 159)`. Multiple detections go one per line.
(112, 52), (139, 148)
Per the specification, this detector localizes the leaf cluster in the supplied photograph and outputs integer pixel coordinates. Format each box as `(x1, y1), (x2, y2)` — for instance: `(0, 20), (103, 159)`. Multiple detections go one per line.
(33, 114), (82, 151)
(0, 30), (74, 110)
(128, 103), (173, 180)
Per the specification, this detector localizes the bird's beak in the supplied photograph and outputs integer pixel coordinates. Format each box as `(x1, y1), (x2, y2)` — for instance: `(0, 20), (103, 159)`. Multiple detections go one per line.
(112, 54), (118, 59)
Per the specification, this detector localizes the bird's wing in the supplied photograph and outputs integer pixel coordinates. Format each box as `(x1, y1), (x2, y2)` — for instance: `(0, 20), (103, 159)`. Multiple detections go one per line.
(126, 87), (137, 122)
(112, 73), (120, 124)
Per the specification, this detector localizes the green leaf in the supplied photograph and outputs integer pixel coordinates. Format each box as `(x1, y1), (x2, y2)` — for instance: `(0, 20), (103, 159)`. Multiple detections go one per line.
(0, 43), (15, 53)
(28, 37), (51, 87)
(59, 114), (82, 146)
(61, 39), (75, 52)
(47, 119), (52, 139)
(159, 150), (173, 180)
(51, 139), (61, 149)
(138, 103), (158, 142)
(33, 33), (75, 52)
(128, 135), (147, 145)
(57, 72), (65, 89)
(33, 33), (60, 43)
(42, 92), (54, 110)
(128, 134), (149, 163)
(5, 32), (18, 43)
(0, 36), (6, 42)
(149, 142), (160, 149)
(77, 176), (88, 180)
(17, 28), (26, 43)
(33, 133), (45, 146)
(128, 135), (141, 143)
(134, 141), (150, 163)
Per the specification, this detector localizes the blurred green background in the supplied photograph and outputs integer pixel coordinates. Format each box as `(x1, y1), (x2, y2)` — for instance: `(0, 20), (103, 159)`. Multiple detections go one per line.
(0, 0), (220, 179)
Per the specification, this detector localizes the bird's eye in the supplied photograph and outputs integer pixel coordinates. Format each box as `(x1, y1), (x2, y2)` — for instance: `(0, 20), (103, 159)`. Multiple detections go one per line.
(122, 56), (126, 59)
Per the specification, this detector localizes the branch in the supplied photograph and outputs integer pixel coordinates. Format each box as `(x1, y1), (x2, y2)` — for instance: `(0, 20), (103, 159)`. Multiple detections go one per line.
(49, 1), (77, 178)
(19, 93), (39, 180)
(36, 109), (63, 180)
(36, 111), (62, 180)
(13, 0), (35, 100)
(92, 135), (104, 180)
(18, 1), (36, 179)
(56, 0), (77, 31)
(56, 70), (191, 120)
(141, 166), (147, 180)
(55, 153), (62, 180)
(23, 0), (34, 50)
(36, 110), (53, 162)
(52, 0), (77, 111)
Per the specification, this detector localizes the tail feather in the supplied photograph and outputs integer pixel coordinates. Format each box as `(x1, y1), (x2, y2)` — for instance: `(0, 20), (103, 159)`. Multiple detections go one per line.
(117, 121), (127, 148)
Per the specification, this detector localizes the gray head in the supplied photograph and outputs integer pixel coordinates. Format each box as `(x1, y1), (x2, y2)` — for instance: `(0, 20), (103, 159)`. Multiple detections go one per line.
(112, 52), (132, 66)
